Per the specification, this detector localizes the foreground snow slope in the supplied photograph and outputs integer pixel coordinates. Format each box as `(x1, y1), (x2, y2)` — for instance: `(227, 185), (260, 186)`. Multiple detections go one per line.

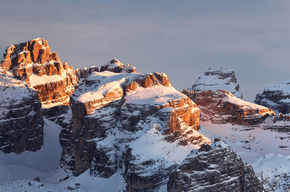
(0, 118), (64, 183)
(199, 121), (290, 192)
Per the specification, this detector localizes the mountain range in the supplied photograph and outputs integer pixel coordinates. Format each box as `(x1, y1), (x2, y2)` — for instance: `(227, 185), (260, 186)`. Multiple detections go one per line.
(0, 38), (290, 191)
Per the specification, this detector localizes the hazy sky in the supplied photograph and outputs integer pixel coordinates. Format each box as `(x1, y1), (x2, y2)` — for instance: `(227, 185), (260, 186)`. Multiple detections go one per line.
(1, 0), (290, 101)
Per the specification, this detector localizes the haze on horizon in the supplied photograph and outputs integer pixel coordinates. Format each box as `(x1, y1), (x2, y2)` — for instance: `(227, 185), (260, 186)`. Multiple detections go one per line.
(1, 0), (290, 102)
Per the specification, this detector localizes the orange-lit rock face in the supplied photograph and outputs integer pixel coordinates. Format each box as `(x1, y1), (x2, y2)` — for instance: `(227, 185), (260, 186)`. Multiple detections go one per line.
(192, 89), (275, 125)
(125, 81), (137, 92)
(0, 38), (78, 107)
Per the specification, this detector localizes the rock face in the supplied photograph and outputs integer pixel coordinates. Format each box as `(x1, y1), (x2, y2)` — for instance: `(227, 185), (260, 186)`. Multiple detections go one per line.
(60, 64), (206, 191)
(255, 79), (290, 114)
(75, 66), (99, 85)
(167, 141), (264, 192)
(0, 38), (78, 108)
(188, 68), (243, 99)
(184, 89), (275, 125)
(0, 69), (43, 154)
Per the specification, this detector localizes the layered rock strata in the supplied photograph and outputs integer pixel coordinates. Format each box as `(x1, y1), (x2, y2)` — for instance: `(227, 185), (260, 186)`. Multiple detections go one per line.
(167, 141), (264, 192)
(184, 89), (275, 125)
(255, 79), (290, 114)
(188, 68), (243, 99)
(60, 67), (206, 184)
(0, 38), (78, 108)
(0, 69), (43, 154)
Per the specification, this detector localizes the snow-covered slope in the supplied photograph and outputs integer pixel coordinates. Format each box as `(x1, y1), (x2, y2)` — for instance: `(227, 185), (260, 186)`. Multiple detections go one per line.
(199, 121), (290, 192)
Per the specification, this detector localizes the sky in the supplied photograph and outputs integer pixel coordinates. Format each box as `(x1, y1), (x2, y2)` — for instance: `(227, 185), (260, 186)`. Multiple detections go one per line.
(1, 0), (290, 101)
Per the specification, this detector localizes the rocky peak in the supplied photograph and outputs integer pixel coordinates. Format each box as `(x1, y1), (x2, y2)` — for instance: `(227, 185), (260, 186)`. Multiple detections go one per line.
(0, 38), (78, 108)
(190, 68), (243, 99)
(1, 38), (60, 80)
(100, 58), (137, 73)
(187, 89), (275, 125)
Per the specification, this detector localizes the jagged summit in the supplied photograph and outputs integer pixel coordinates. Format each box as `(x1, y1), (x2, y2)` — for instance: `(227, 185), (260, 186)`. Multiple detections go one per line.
(190, 67), (243, 99)
(0, 38), (78, 108)
(1, 38), (63, 80)
(100, 58), (137, 73)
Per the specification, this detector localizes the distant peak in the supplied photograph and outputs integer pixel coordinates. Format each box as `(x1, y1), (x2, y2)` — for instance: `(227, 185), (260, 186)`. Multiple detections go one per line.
(191, 67), (243, 99)
(109, 58), (121, 64)
(100, 58), (137, 73)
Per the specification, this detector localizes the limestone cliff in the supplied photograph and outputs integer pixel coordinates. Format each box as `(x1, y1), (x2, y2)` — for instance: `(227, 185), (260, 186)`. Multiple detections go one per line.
(168, 141), (264, 192)
(0, 38), (78, 108)
(60, 63), (205, 185)
(184, 89), (275, 125)
(0, 69), (43, 154)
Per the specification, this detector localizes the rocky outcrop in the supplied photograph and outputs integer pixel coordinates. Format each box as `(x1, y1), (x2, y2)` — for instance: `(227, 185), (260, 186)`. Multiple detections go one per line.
(75, 66), (99, 85)
(188, 68), (243, 99)
(100, 58), (137, 73)
(0, 38), (78, 108)
(0, 69), (43, 154)
(255, 79), (290, 114)
(185, 89), (275, 125)
(60, 67), (205, 181)
(167, 141), (264, 192)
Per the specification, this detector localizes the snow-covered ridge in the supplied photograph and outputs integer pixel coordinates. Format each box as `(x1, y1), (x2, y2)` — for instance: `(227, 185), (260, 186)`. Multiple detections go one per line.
(72, 70), (179, 111)
(255, 78), (290, 114)
(264, 79), (290, 94)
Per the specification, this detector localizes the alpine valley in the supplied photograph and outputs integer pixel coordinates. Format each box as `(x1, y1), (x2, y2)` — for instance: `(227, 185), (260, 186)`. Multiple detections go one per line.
(0, 38), (290, 192)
